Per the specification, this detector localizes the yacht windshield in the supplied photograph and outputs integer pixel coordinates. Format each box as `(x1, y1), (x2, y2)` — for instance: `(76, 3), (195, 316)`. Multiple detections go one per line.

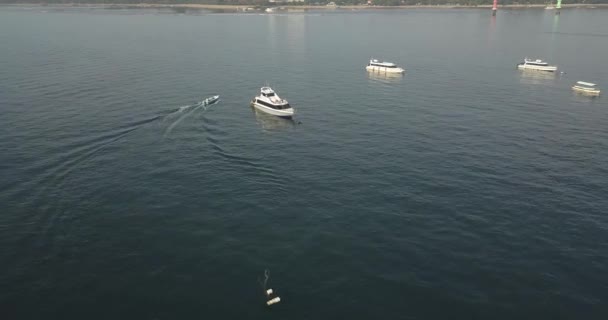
(370, 62), (397, 68)
(371, 63), (396, 68)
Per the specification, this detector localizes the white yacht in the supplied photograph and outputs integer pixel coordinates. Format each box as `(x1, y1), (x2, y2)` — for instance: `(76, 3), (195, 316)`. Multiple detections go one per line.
(366, 59), (405, 74)
(572, 81), (601, 96)
(517, 58), (558, 72)
(251, 87), (294, 118)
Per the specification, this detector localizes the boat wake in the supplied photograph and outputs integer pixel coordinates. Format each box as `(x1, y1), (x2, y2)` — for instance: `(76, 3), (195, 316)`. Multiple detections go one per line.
(7, 113), (164, 250)
(9, 97), (220, 234)
(12, 114), (162, 201)
(162, 103), (199, 118)
(163, 103), (204, 138)
(200, 116), (286, 192)
(5, 96), (224, 250)
(55, 117), (157, 179)
(162, 98), (218, 138)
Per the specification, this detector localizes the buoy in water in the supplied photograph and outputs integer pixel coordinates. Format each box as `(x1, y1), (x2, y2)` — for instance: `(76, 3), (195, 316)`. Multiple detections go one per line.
(266, 289), (273, 296)
(267, 297), (281, 306)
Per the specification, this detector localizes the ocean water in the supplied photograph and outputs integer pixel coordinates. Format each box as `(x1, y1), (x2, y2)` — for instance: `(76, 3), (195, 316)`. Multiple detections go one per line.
(1, 6), (608, 319)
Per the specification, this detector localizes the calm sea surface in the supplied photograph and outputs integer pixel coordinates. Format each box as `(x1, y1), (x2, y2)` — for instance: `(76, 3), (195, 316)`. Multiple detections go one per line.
(1, 6), (608, 319)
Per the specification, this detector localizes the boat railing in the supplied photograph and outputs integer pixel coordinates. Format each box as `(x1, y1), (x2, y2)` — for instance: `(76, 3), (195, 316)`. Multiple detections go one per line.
(576, 81), (596, 87)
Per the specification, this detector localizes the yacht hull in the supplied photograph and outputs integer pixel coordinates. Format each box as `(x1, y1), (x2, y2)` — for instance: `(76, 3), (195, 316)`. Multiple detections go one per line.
(517, 64), (557, 72)
(572, 86), (601, 96)
(366, 66), (405, 74)
(251, 101), (294, 118)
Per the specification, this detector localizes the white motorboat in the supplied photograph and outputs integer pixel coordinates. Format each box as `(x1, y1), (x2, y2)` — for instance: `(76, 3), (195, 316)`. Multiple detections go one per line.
(250, 87), (294, 118)
(366, 59), (405, 74)
(200, 95), (219, 106)
(572, 81), (601, 96)
(545, 5), (555, 9)
(517, 58), (558, 72)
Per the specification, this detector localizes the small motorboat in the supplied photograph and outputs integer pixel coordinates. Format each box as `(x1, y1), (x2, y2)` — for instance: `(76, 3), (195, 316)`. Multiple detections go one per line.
(200, 95), (220, 106)
(517, 58), (558, 72)
(572, 81), (601, 96)
(366, 59), (405, 74)
(250, 87), (294, 118)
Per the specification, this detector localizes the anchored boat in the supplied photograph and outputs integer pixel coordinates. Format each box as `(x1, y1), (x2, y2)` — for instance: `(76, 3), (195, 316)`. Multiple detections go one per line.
(366, 59), (405, 74)
(517, 58), (558, 72)
(572, 81), (601, 96)
(250, 87), (294, 118)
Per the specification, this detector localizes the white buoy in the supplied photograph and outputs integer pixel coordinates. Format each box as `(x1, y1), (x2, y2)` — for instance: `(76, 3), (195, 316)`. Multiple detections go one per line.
(266, 289), (273, 296)
(266, 297), (281, 306)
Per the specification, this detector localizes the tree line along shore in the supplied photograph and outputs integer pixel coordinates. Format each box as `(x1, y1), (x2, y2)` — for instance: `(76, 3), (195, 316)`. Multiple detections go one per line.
(2, 1), (608, 8)
(0, 0), (608, 10)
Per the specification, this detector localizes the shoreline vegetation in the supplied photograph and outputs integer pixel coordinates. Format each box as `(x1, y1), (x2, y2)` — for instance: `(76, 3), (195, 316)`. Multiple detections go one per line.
(2, 3), (608, 10)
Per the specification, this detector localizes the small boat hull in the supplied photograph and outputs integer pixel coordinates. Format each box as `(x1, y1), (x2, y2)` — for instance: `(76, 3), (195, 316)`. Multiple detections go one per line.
(251, 100), (294, 118)
(366, 65), (405, 74)
(201, 95), (220, 106)
(517, 64), (557, 72)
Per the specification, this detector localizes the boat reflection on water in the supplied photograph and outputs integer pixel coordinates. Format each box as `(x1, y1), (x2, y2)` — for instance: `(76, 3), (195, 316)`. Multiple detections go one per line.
(251, 107), (296, 131)
(518, 69), (558, 85)
(367, 70), (404, 84)
(571, 93), (600, 103)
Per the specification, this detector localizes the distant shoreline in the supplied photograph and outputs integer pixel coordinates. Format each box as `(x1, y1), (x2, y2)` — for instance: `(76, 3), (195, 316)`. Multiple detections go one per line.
(3, 3), (608, 10)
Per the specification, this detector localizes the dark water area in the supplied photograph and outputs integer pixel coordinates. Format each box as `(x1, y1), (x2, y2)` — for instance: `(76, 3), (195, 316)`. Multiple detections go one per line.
(1, 6), (608, 319)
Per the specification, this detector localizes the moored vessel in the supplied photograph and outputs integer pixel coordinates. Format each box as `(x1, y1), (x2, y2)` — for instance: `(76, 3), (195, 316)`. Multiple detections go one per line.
(517, 58), (558, 72)
(250, 87), (294, 118)
(366, 59), (405, 74)
(572, 81), (601, 96)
